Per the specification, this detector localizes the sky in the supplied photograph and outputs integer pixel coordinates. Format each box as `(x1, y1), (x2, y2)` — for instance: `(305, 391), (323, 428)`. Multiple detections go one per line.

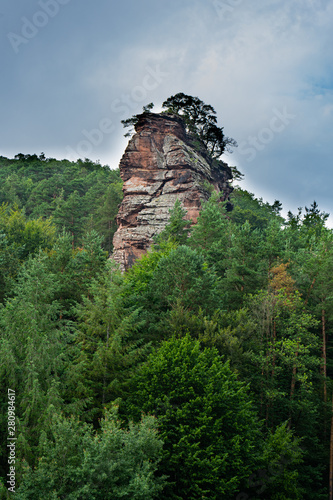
(1, 0), (333, 221)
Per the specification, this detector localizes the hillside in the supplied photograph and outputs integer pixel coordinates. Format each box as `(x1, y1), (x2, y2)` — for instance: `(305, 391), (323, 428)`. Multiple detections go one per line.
(0, 140), (332, 498)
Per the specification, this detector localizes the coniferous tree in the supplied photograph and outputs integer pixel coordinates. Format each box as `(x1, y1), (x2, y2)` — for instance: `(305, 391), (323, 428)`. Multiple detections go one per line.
(0, 251), (68, 474)
(126, 335), (262, 499)
(17, 406), (165, 500)
(68, 260), (149, 423)
(162, 93), (237, 157)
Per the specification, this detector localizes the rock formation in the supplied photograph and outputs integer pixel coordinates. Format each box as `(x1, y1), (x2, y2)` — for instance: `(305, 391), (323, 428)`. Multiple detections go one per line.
(112, 112), (233, 271)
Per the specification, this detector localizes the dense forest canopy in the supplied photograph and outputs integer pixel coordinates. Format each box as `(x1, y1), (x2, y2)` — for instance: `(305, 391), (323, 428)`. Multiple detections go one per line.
(1, 126), (333, 497)
(0, 154), (122, 247)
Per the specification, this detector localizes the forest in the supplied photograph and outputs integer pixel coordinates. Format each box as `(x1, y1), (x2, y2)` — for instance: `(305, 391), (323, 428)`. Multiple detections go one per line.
(0, 145), (333, 499)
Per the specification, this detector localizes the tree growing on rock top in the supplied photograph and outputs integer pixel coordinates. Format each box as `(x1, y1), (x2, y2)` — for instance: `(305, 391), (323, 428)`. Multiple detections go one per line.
(121, 102), (155, 137)
(162, 92), (237, 158)
(121, 93), (237, 160)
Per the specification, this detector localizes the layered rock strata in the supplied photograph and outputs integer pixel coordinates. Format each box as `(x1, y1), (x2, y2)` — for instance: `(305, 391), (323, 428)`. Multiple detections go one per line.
(112, 113), (233, 271)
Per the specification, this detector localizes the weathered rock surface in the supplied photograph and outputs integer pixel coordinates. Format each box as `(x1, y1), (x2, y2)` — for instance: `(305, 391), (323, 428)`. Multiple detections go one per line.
(112, 113), (233, 270)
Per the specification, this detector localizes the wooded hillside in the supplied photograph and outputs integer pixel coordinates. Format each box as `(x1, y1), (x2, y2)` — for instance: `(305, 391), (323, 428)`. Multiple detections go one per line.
(0, 153), (332, 499)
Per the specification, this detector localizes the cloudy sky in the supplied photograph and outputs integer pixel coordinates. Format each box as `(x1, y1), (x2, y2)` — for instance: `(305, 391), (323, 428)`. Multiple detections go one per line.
(1, 0), (333, 220)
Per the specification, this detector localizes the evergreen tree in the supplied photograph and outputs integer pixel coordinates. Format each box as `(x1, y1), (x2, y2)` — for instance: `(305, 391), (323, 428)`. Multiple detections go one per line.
(153, 199), (191, 247)
(68, 260), (149, 423)
(53, 190), (86, 248)
(222, 221), (264, 308)
(126, 335), (261, 499)
(17, 406), (165, 500)
(0, 251), (68, 474)
(92, 181), (123, 253)
(162, 93), (237, 157)
(149, 245), (222, 316)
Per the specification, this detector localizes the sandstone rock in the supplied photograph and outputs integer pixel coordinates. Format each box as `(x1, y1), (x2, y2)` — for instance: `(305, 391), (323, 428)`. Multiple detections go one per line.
(112, 113), (233, 271)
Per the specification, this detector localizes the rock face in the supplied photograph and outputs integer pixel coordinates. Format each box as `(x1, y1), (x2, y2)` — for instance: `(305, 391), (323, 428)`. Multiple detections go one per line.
(112, 113), (233, 271)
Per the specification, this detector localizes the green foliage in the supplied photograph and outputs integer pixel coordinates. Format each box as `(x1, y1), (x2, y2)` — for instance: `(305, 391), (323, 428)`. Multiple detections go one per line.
(251, 422), (304, 499)
(123, 242), (221, 342)
(188, 191), (229, 274)
(244, 288), (320, 429)
(122, 93), (237, 158)
(149, 245), (221, 315)
(153, 199), (191, 246)
(1, 150), (333, 498)
(162, 92), (237, 158)
(287, 201), (329, 232)
(68, 260), (150, 422)
(0, 204), (56, 301)
(124, 239), (177, 298)
(91, 181), (123, 253)
(17, 405), (165, 500)
(0, 204), (55, 257)
(0, 230), (109, 477)
(46, 230), (108, 319)
(126, 335), (261, 499)
(230, 188), (283, 230)
(229, 164), (244, 181)
(221, 221), (265, 308)
(121, 103), (154, 137)
(0, 251), (68, 472)
(0, 154), (122, 251)
(53, 190), (85, 247)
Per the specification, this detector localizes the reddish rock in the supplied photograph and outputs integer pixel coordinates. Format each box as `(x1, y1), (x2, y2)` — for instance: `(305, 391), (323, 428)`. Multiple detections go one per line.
(112, 113), (233, 270)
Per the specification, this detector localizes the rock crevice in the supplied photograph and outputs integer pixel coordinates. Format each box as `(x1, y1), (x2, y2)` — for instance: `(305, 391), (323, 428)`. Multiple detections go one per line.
(112, 113), (233, 270)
